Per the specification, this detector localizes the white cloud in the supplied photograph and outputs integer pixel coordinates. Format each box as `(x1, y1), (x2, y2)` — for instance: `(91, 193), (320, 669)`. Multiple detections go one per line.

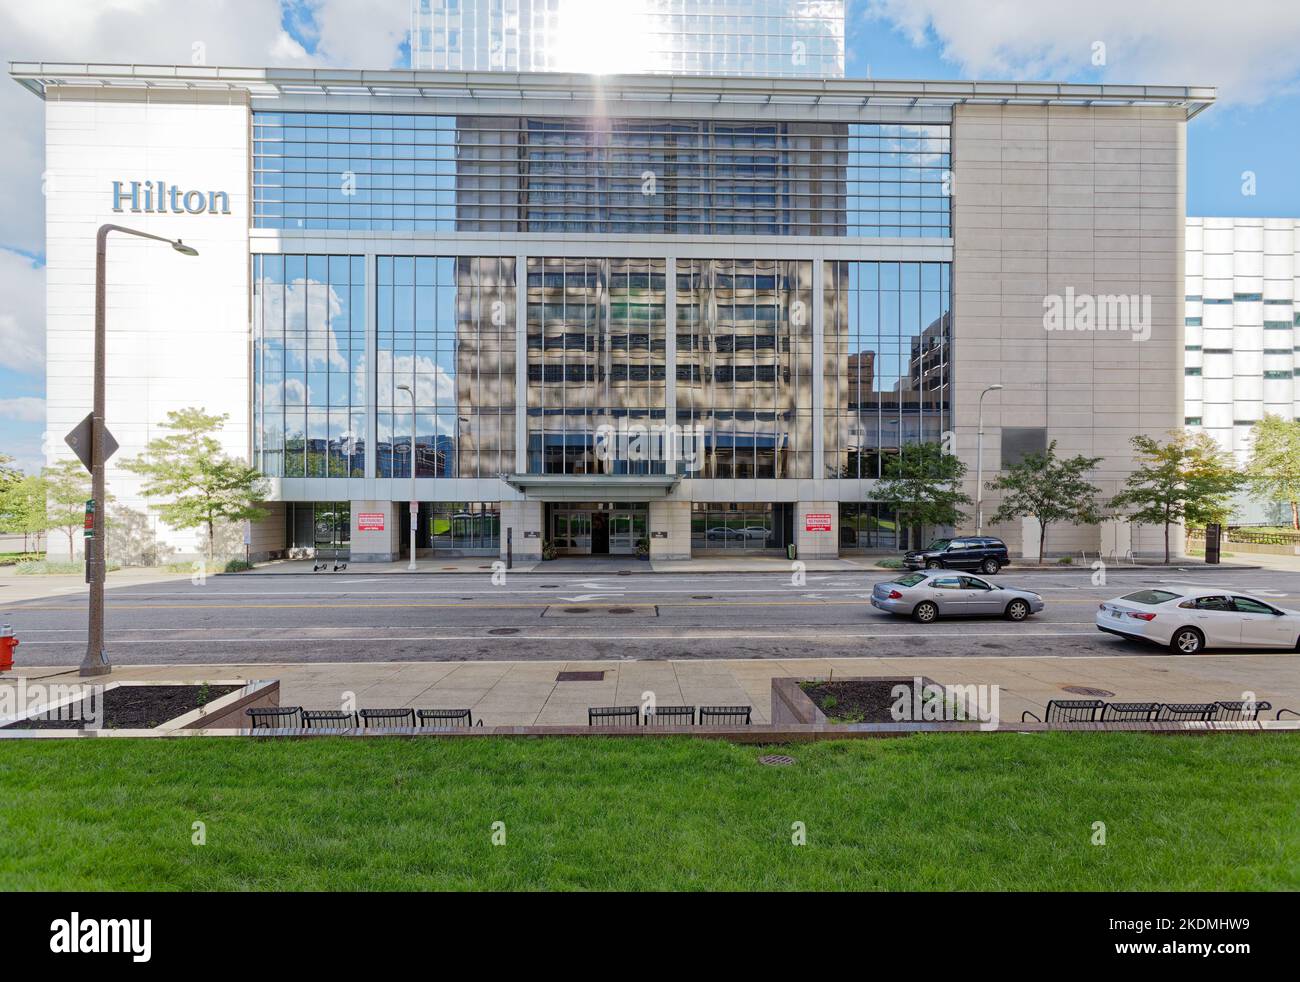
(864, 0), (1300, 105)
(0, 248), (45, 373)
(0, 396), (46, 423)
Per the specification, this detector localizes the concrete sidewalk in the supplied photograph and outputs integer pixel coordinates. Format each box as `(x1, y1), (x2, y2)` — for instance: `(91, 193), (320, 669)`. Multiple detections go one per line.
(6, 654), (1296, 727)
(233, 556), (1257, 576)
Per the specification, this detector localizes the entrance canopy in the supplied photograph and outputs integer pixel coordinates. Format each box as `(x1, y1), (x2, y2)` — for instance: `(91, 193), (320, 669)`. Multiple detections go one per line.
(505, 474), (680, 502)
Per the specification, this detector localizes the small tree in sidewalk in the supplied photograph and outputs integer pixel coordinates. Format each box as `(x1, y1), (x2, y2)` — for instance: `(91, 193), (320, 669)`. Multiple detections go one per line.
(122, 408), (269, 561)
(43, 460), (92, 561)
(874, 442), (972, 546)
(1246, 415), (1300, 531)
(1109, 431), (1243, 564)
(0, 473), (51, 553)
(987, 442), (1104, 563)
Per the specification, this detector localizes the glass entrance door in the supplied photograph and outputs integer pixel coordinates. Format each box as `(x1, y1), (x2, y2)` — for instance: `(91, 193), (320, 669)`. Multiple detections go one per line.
(552, 510), (593, 555)
(609, 512), (635, 555)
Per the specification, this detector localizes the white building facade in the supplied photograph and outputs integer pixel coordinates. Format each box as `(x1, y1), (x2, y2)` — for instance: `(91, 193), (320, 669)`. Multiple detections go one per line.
(1184, 217), (1300, 456)
(14, 63), (1212, 563)
(411, 0), (846, 77)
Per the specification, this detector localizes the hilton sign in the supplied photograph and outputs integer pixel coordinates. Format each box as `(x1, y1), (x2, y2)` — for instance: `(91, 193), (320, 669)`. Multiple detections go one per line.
(112, 180), (231, 215)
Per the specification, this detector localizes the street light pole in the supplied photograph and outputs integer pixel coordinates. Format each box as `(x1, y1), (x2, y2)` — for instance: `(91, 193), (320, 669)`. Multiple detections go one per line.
(83, 224), (198, 677)
(397, 383), (418, 571)
(974, 384), (1004, 537)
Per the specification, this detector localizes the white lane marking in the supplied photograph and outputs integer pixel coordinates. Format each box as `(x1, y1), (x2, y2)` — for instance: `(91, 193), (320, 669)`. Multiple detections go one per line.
(554, 593), (626, 602)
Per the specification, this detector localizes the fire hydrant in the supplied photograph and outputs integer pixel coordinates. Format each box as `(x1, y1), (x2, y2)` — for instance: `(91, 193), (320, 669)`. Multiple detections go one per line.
(0, 623), (17, 672)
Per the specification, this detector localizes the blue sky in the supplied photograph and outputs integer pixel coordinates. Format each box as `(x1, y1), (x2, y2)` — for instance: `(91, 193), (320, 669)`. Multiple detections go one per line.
(2, 0), (1299, 472)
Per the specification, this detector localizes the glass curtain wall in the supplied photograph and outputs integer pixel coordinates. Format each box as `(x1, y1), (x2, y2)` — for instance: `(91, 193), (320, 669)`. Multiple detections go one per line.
(526, 258), (668, 474)
(824, 261), (951, 479)
(676, 259), (815, 478)
(253, 254), (366, 478)
(377, 256), (516, 479)
(253, 111), (950, 238)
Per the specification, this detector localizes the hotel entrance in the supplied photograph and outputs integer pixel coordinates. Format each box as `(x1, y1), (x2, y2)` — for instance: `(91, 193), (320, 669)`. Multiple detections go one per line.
(548, 503), (648, 556)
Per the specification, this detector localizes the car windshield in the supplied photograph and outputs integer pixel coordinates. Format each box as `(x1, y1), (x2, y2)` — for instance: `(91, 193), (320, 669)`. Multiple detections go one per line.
(1121, 590), (1183, 606)
(894, 573), (927, 587)
(925, 539), (951, 551)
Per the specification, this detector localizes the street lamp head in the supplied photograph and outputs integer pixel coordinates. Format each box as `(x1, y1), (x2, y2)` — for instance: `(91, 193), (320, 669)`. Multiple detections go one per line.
(986, 384), (1004, 392)
(397, 383), (413, 394)
(171, 240), (199, 257)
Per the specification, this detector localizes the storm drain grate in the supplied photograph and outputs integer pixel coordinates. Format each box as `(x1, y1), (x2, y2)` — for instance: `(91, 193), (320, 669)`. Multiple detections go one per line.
(556, 671), (605, 682)
(759, 755), (797, 767)
(1061, 685), (1115, 698)
(617, 571), (633, 576)
(692, 595), (713, 600)
(488, 628), (519, 636)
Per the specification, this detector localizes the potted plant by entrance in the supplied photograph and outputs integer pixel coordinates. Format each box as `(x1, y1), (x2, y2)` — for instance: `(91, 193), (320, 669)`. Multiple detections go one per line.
(541, 539), (557, 561)
(635, 537), (650, 561)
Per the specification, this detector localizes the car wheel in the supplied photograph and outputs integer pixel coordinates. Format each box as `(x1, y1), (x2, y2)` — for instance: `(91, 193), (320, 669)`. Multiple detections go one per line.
(1170, 627), (1205, 655)
(913, 601), (939, 624)
(1005, 599), (1030, 621)
(925, 560), (941, 569)
(981, 558), (1001, 574)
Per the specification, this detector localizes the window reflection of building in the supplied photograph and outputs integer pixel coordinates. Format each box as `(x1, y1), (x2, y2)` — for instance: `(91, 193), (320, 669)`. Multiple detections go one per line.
(376, 256), (516, 479)
(253, 113), (949, 240)
(253, 254), (366, 479)
(824, 261), (951, 479)
(676, 259), (815, 479)
(526, 258), (668, 474)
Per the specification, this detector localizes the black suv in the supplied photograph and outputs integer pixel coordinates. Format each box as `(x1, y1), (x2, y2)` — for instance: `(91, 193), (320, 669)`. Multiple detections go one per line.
(903, 537), (1009, 575)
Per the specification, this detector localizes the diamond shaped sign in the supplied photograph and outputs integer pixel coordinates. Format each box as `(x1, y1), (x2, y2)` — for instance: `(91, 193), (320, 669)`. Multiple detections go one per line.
(65, 412), (119, 473)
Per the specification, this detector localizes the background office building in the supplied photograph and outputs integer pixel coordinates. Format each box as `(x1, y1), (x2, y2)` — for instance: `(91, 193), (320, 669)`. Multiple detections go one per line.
(410, 0), (846, 77)
(1184, 217), (1300, 524)
(14, 60), (1210, 562)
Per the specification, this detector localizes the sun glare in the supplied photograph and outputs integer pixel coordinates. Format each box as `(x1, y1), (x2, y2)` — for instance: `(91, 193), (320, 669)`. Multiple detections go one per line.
(553, 0), (657, 74)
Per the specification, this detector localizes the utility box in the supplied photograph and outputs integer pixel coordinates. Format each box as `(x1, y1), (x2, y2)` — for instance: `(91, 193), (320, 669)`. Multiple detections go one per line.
(1205, 523), (1222, 565)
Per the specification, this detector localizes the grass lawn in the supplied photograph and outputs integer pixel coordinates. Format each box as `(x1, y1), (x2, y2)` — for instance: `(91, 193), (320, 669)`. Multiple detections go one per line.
(2, 734), (1297, 891)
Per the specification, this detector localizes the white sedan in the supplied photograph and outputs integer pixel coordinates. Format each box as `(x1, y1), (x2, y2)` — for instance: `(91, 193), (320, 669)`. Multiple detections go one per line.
(1096, 587), (1300, 654)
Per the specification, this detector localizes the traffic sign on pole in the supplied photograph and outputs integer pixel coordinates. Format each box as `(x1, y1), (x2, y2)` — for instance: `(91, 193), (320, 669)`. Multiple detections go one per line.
(65, 412), (119, 473)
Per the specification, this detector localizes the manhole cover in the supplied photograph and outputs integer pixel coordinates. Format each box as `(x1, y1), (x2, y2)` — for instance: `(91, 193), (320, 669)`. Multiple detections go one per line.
(1062, 685), (1115, 697)
(488, 628), (519, 636)
(563, 607), (591, 614)
(441, 566), (459, 570)
(557, 671), (605, 682)
(608, 607), (635, 614)
(759, 754), (796, 766)
(692, 595), (713, 600)
(540, 585), (559, 589)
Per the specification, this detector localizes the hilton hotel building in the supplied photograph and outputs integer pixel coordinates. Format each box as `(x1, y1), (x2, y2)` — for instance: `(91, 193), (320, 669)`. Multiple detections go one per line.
(12, 62), (1213, 562)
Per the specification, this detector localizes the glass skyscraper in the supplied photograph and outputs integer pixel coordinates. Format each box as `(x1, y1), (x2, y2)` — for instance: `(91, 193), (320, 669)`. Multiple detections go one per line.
(410, 0), (846, 77)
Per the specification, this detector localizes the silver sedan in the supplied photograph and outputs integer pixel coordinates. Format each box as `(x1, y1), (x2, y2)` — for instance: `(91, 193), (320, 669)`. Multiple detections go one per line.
(871, 570), (1045, 623)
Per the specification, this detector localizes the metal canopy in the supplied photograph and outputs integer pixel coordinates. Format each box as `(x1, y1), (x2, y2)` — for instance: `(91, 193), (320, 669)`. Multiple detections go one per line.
(505, 474), (681, 502)
(8, 62), (1217, 118)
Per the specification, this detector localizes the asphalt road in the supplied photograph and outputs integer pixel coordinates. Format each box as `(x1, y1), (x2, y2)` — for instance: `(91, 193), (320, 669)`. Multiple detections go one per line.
(4, 565), (1300, 665)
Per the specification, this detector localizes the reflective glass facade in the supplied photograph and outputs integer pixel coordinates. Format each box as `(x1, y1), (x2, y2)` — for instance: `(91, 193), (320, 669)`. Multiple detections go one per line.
(412, 0), (845, 78)
(824, 261), (952, 479)
(526, 258), (668, 474)
(676, 260), (815, 479)
(376, 256), (517, 479)
(253, 254), (366, 478)
(252, 112), (951, 238)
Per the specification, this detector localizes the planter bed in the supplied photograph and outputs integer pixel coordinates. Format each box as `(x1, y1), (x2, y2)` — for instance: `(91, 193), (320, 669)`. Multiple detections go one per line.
(4, 685), (240, 730)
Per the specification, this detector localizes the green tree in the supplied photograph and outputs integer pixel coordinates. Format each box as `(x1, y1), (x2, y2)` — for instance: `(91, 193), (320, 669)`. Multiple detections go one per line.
(1246, 415), (1300, 531)
(1109, 431), (1243, 564)
(44, 459), (92, 561)
(988, 442), (1104, 563)
(122, 408), (269, 560)
(0, 472), (52, 553)
(874, 442), (972, 545)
